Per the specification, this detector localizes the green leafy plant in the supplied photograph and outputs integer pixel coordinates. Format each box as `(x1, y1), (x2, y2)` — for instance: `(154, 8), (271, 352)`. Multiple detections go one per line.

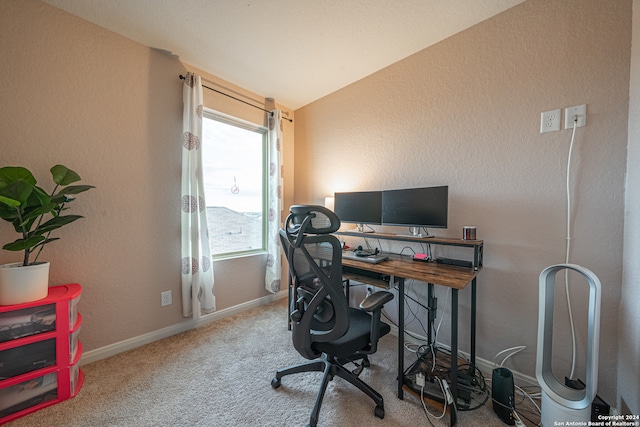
(0, 165), (94, 266)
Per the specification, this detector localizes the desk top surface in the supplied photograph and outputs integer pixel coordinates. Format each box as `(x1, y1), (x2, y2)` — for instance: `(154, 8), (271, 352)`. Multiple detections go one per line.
(342, 254), (480, 290)
(304, 244), (481, 290)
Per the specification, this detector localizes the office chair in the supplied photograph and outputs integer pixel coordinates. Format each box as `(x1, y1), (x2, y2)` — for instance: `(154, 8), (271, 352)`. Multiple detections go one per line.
(271, 205), (394, 427)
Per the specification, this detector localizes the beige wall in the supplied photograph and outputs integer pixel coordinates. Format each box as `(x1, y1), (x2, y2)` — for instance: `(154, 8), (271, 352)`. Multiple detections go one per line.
(1, 0), (636, 412)
(294, 0), (631, 404)
(619, 1), (640, 416)
(0, 1), (292, 352)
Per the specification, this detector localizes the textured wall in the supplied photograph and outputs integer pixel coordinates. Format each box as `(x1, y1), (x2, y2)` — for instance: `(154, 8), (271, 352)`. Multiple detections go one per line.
(0, 1), (293, 352)
(294, 0), (631, 403)
(619, 1), (640, 416)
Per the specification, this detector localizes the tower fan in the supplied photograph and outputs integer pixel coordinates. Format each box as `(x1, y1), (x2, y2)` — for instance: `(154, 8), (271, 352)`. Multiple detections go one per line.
(536, 264), (601, 426)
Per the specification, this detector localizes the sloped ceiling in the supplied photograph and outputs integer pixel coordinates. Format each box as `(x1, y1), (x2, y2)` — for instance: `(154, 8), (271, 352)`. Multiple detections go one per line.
(43, 0), (524, 109)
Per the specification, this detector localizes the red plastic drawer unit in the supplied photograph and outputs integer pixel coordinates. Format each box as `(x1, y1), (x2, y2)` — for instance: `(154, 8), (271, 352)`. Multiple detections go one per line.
(0, 303), (56, 343)
(0, 284), (83, 425)
(70, 314), (82, 364)
(0, 372), (58, 418)
(0, 338), (57, 380)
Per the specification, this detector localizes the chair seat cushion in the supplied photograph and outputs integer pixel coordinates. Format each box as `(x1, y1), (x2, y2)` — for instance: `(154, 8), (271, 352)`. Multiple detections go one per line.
(313, 308), (391, 358)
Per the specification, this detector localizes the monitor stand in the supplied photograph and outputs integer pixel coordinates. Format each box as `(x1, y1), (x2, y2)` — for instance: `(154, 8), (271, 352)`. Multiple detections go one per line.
(396, 227), (433, 238)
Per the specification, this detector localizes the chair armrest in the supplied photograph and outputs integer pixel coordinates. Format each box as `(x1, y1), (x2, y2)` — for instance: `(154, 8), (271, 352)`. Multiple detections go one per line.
(359, 291), (394, 312)
(358, 291), (394, 355)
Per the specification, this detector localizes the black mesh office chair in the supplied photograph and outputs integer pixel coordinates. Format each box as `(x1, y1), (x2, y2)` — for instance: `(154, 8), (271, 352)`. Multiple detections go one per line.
(271, 205), (394, 427)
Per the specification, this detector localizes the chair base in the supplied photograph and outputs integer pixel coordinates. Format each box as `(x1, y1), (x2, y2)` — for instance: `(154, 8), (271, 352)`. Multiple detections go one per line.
(271, 353), (385, 427)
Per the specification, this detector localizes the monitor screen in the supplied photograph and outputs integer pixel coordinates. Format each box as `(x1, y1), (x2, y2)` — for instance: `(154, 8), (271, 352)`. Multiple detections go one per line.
(333, 191), (382, 225)
(382, 186), (448, 229)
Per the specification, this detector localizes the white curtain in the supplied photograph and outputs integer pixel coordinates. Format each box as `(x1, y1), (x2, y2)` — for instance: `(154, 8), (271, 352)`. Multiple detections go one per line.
(181, 72), (216, 317)
(265, 109), (283, 293)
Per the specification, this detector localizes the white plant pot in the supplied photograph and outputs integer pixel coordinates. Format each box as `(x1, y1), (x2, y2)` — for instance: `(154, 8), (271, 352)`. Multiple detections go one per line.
(0, 262), (50, 305)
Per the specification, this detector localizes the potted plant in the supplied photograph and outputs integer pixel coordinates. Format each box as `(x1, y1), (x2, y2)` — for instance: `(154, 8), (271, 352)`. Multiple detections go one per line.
(0, 165), (94, 305)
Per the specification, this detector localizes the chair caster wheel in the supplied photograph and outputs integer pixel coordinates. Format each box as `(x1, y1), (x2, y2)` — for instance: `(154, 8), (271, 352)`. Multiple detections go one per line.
(271, 377), (281, 388)
(374, 405), (385, 419)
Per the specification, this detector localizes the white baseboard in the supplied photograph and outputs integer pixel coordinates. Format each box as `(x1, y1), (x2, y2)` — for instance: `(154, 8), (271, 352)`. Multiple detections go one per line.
(388, 324), (539, 389)
(80, 291), (288, 366)
(82, 292), (539, 390)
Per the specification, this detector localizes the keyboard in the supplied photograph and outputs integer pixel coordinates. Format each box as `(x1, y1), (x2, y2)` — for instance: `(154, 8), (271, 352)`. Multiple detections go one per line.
(342, 250), (388, 264)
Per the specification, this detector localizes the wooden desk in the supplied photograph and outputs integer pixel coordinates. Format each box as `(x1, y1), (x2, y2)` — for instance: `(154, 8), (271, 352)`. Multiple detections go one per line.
(286, 233), (483, 425)
(342, 253), (482, 407)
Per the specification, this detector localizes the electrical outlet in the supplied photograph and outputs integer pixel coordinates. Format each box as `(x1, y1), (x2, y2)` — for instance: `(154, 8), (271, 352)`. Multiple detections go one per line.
(161, 290), (172, 307)
(564, 104), (586, 129)
(540, 109), (561, 133)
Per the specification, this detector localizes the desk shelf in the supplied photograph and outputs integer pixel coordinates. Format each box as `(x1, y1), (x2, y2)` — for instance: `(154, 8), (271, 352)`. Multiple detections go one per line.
(335, 231), (483, 269)
(335, 230), (482, 246)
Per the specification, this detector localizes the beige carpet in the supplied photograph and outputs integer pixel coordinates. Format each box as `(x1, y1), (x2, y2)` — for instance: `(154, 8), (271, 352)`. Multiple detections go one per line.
(5, 298), (540, 426)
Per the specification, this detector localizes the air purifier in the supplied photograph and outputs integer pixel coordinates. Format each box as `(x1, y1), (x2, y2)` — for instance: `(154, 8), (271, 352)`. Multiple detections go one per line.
(536, 264), (601, 427)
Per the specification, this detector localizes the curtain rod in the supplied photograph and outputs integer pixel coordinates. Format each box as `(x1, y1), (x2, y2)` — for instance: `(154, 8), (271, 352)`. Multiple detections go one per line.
(179, 75), (292, 123)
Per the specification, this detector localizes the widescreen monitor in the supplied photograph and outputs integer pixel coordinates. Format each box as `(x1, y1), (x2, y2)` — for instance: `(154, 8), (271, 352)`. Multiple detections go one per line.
(334, 191), (382, 232)
(382, 186), (448, 237)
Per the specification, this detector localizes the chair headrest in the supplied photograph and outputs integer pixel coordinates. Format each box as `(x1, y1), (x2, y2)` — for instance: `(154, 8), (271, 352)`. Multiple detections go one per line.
(287, 205), (340, 235)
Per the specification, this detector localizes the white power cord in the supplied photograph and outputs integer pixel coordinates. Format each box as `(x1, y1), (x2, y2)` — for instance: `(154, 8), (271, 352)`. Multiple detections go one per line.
(515, 383), (541, 415)
(512, 410), (526, 427)
(442, 379), (455, 405)
(433, 287), (450, 345)
(565, 117), (579, 379)
(420, 376), (449, 420)
(494, 345), (526, 367)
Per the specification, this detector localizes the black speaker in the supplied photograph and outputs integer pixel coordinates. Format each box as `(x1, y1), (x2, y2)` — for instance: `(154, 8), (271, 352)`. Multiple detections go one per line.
(492, 367), (515, 425)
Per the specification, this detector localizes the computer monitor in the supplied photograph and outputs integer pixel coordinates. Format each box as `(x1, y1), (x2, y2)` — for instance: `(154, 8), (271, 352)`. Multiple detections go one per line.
(382, 186), (448, 237)
(333, 191), (382, 232)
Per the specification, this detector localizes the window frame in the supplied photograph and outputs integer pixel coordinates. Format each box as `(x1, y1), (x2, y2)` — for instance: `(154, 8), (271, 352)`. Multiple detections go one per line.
(202, 108), (268, 260)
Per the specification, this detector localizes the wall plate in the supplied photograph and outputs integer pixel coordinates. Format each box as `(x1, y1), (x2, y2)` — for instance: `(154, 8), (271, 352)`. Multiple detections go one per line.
(564, 104), (586, 129)
(541, 109), (561, 133)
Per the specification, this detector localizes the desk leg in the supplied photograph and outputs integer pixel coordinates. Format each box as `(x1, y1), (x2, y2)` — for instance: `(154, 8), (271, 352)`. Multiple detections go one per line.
(397, 277), (405, 399)
(471, 278), (477, 369)
(427, 283), (434, 345)
(450, 288), (459, 425)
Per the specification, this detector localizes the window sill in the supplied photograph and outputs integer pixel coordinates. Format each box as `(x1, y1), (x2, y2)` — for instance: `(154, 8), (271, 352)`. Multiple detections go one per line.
(212, 250), (267, 262)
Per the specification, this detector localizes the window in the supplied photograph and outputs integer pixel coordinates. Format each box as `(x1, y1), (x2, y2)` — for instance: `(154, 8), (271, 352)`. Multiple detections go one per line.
(202, 110), (267, 257)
